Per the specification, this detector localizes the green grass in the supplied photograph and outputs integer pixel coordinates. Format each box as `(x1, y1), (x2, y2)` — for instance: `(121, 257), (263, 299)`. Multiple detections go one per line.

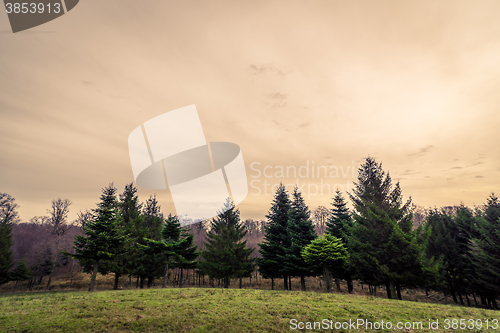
(0, 288), (498, 332)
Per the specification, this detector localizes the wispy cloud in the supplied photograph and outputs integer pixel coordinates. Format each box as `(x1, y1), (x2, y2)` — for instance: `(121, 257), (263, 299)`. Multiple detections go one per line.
(409, 145), (435, 156)
(265, 92), (287, 108)
(249, 64), (286, 76)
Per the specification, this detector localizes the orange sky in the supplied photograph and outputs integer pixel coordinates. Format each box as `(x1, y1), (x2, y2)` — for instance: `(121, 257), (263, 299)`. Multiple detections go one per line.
(1, 0), (500, 222)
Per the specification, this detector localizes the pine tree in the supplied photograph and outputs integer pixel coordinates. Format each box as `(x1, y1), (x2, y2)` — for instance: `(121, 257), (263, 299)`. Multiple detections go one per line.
(172, 226), (198, 288)
(423, 209), (462, 303)
(257, 183), (292, 290)
(284, 186), (317, 291)
(453, 205), (480, 306)
(326, 190), (354, 293)
(200, 199), (254, 288)
(471, 194), (500, 309)
(142, 214), (198, 288)
(11, 258), (31, 292)
(116, 183), (143, 289)
(69, 184), (126, 291)
(0, 193), (19, 285)
(301, 234), (349, 293)
(0, 218), (13, 285)
(139, 196), (165, 288)
(327, 190), (353, 240)
(348, 157), (420, 299)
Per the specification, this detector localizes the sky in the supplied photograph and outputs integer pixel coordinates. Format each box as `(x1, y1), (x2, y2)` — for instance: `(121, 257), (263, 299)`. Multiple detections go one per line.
(1, 0), (500, 222)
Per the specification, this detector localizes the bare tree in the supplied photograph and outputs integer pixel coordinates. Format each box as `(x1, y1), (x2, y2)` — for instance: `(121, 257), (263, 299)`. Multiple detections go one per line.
(28, 216), (50, 227)
(75, 210), (93, 228)
(46, 198), (73, 290)
(312, 206), (329, 235)
(0, 193), (21, 224)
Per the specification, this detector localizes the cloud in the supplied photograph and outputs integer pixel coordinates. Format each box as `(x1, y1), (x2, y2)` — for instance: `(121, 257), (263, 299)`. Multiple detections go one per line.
(401, 169), (420, 176)
(266, 92), (287, 100)
(249, 64), (286, 76)
(409, 145), (435, 156)
(265, 92), (288, 108)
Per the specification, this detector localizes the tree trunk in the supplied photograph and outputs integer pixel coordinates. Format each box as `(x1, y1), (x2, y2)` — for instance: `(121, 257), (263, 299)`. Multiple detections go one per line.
(323, 264), (331, 293)
(46, 275), (52, 291)
(224, 277), (229, 288)
(113, 272), (120, 290)
(347, 278), (353, 294)
(335, 278), (341, 292)
(239, 278), (242, 289)
(300, 275), (306, 291)
(163, 258), (169, 288)
(12, 281), (18, 293)
(271, 278), (274, 290)
(284, 275), (288, 290)
(88, 262), (99, 291)
(179, 268), (183, 288)
(385, 281), (392, 299)
(289, 276), (292, 290)
(449, 281), (458, 304)
(396, 284), (402, 300)
(140, 276), (144, 289)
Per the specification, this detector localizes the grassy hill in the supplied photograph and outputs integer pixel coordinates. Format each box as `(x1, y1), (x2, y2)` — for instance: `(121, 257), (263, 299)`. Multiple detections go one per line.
(1, 288), (498, 332)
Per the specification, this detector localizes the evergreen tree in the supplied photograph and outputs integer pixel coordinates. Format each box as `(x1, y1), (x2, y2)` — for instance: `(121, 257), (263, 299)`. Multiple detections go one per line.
(0, 218), (13, 285)
(301, 234), (349, 293)
(284, 186), (317, 291)
(423, 209), (462, 303)
(172, 226), (199, 288)
(326, 190), (354, 293)
(69, 184), (126, 291)
(11, 258), (31, 292)
(257, 183), (292, 290)
(327, 190), (353, 239)
(117, 183), (144, 289)
(0, 193), (19, 285)
(139, 196), (165, 288)
(348, 157), (420, 299)
(200, 199), (254, 288)
(453, 205), (480, 306)
(142, 214), (198, 288)
(471, 194), (500, 309)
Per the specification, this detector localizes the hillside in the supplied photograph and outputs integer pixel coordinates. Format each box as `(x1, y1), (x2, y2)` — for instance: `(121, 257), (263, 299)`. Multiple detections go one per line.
(1, 288), (498, 332)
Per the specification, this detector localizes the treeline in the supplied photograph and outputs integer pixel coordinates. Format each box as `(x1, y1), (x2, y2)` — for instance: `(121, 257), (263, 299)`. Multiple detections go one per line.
(0, 157), (499, 310)
(0, 195), (81, 291)
(255, 157), (499, 310)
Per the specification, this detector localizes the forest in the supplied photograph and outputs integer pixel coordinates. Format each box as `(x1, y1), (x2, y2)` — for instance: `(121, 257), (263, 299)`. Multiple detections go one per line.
(1, 157), (499, 310)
